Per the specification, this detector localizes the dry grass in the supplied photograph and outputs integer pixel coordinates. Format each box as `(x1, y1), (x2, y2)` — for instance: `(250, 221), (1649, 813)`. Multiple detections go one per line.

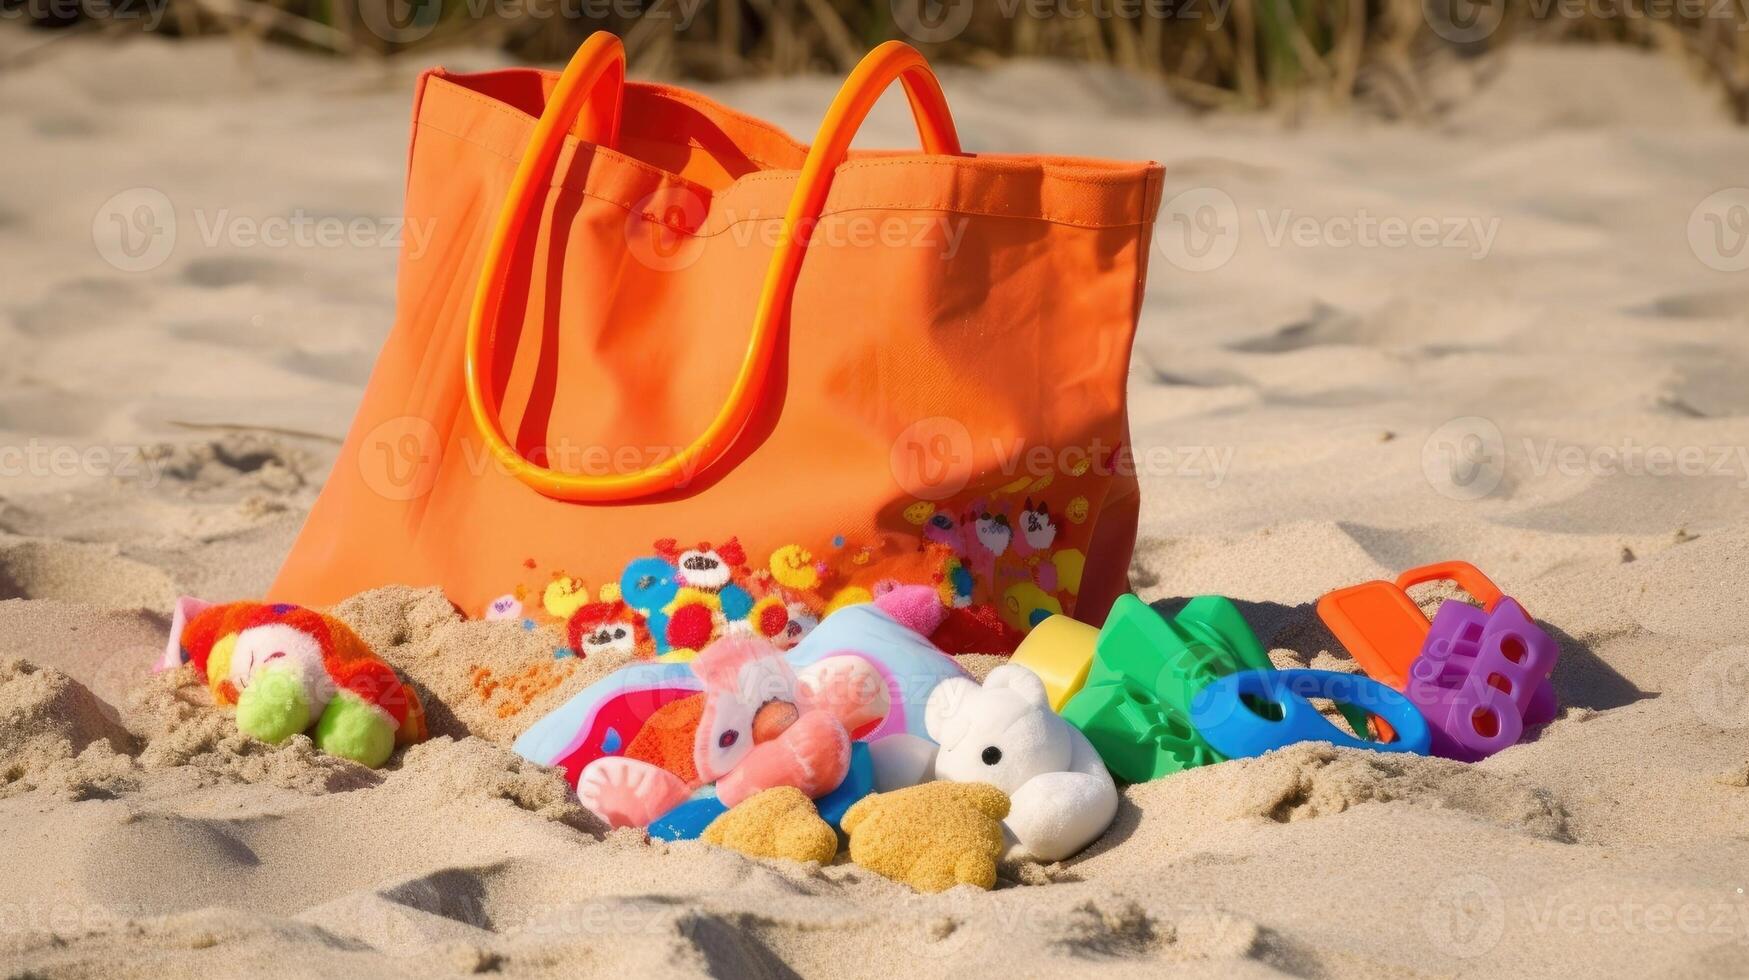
(4, 0), (1744, 118)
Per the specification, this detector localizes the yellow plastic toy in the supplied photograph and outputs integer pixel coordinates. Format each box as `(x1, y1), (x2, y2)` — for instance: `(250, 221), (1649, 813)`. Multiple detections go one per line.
(841, 781), (1010, 892)
(701, 786), (839, 865)
(1009, 614), (1099, 711)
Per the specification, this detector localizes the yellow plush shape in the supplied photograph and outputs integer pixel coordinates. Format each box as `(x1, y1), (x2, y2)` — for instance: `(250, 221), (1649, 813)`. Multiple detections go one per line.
(841, 782), (1010, 893)
(701, 787), (838, 865)
(204, 633), (238, 692)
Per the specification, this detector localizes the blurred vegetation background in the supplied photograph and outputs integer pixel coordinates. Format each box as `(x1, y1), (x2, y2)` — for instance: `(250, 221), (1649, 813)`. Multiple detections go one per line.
(3, 0), (1745, 119)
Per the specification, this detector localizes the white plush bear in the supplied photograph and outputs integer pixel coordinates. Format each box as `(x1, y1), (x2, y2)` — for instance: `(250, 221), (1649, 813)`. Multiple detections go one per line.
(925, 663), (1119, 862)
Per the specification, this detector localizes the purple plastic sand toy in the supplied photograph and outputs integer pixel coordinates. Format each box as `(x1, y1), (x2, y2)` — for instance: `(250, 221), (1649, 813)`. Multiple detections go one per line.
(1405, 597), (1559, 761)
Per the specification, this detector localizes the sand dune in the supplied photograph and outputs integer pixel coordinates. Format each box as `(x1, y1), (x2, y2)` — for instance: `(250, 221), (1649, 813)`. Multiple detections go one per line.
(2, 33), (1747, 979)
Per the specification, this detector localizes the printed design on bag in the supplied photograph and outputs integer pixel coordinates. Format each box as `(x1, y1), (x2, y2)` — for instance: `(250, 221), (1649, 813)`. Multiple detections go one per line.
(617, 536), (957, 660)
(478, 460), (1104, 686)
(567, 600), (656, 660)
(901, 493), (1086, 633)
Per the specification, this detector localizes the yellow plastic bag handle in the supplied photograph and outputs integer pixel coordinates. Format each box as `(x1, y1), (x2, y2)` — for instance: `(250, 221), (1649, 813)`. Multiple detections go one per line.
(464, 33), (961, 502)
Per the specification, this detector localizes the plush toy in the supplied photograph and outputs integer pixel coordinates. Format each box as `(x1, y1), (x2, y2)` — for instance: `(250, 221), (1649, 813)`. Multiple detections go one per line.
(925, 664), (1118, 862)
(701, 786), (839, 865)
(813, 741), (875, 829)
(574, 635), (855, 827)
(787, 585), (965, 743)
(841, 781), (1010, 892)
(159, 598), (427, 768)
(512, 586), (969, 793)
(866, 732), (939, 791)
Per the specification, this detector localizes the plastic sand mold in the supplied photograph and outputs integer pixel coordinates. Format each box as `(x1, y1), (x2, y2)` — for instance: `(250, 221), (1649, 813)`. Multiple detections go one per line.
(1059, 594), (1274, 782)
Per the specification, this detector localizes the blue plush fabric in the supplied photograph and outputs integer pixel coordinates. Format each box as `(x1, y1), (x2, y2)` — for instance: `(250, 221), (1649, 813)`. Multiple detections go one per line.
(815, 741), (874, 830)
(648, 789), (728, 841)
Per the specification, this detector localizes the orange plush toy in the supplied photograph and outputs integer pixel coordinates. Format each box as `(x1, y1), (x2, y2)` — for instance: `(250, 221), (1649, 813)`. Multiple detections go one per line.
(164, 600), (427, 767)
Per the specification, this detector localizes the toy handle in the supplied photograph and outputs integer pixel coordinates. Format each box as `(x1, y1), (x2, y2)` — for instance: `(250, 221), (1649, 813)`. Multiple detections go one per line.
(1393, 561), (1503, 612)
(464, 34), (961, 502)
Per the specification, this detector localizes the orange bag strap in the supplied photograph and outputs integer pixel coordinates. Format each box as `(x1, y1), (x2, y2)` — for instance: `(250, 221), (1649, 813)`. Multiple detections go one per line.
(464, 34), (961, 502)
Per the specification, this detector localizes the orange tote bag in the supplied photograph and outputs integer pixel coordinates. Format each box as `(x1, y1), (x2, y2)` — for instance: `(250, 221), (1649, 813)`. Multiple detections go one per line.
(272, 34), (1163, 654)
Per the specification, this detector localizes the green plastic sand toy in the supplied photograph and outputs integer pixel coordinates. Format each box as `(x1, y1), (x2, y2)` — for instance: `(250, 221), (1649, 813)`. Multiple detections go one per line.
(1060, 594), (1274, 783)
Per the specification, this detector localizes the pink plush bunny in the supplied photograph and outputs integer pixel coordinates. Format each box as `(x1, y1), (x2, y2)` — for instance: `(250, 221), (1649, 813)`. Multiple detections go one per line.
(575, 635), (856, 827)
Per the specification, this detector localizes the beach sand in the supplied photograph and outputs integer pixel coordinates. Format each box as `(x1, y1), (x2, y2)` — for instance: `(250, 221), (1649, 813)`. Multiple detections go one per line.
(2, 34), (1748, 978)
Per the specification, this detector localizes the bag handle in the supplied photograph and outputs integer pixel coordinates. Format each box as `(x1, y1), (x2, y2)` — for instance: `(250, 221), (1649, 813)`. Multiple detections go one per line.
(464, 34), (961, 502)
